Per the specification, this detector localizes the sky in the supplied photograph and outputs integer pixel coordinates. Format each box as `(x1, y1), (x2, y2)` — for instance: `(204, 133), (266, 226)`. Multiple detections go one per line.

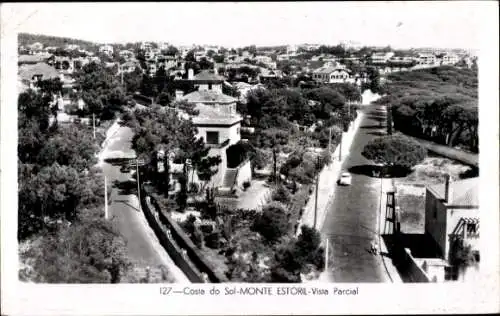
(1, 2), (487, 50)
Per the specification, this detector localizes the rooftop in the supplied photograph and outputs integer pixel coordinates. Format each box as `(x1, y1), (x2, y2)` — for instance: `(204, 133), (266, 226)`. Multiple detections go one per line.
(19, 63), (60, 82)
(18, 54), (53, 64)
(182, 90), (237, 104)
(313, 66), (349, 74)
(428, 177), (479, 207)
(193, 70), (224, 82)
(192, 103), (242, 126)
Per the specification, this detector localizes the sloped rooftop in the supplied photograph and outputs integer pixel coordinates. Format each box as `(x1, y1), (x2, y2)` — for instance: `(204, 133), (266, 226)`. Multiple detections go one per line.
(193, 70), (225, 81)
(182, 90), (237, 104)
(18, 54), (53, 64)
(192, 103), (242, 126)
(19, 63), (60, 82)
(428, 177), (479, 207)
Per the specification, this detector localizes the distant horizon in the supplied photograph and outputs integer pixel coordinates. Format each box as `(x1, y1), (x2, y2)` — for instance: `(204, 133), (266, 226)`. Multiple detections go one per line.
(18, 32), (477, 53)
(5, 2), (483, 51)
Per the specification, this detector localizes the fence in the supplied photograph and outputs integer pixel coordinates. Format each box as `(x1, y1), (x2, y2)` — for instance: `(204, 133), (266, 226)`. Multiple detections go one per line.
(133, 93), (154, 106)
(140, 186), (228, 283)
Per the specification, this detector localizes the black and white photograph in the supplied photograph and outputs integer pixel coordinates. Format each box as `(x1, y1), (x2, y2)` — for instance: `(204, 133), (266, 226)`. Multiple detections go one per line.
(1, 1), (498, 315)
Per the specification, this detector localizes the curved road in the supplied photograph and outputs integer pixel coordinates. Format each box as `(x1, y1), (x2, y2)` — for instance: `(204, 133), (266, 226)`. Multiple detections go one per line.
(100, 125), (189, 282)
(321, 104), (390, 282)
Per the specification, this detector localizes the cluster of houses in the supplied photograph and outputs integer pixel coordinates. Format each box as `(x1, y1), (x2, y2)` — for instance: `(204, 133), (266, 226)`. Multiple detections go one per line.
(17, 39), (480, 282)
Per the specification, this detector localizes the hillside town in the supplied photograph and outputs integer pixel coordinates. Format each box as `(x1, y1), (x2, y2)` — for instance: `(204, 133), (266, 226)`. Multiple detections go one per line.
(17, 29), (479, 285)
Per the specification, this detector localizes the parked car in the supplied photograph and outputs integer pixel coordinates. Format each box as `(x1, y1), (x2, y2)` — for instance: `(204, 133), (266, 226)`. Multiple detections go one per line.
(337, 172), (352, 186)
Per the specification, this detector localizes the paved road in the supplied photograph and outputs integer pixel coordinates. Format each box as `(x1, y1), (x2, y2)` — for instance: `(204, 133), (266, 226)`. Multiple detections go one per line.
(321, 104), (391, 282)
(100, 125), (189, 282)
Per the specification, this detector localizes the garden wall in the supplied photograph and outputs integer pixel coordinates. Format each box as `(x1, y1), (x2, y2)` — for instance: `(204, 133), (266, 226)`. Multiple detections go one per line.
(234, 159), (252, 188)
(400, 248), (432, 283)
(140, 186), (228, 283)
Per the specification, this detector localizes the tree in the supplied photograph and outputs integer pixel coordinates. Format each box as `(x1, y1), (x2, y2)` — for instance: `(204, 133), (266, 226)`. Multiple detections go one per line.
(36, 125), (99, 172)
(123, 67), (143, 94)
(19, 217), (131, 283)
(163, 45), (179, 56)
(157, 91), (172, 107)
(73, 62), (128, 120)
(387, 105), (393, 135)
(272, 184), (291, 203)
(304, 87), (346, 120)
(366, 66), (381, 93)
(361, 135), (427, 175)
(252, 201), (289, 243)
(213, 54), (225, 63)
(449, 236), (476, 281)
(259, 128), (289, 183)
(295, 225), (321, 260)
(18, 90), (51, 128)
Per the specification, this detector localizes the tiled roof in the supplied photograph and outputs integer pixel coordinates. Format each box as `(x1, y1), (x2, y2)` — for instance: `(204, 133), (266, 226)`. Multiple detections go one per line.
(313, 65), (348, 74)
(18, 63), (60, 82)
(18, 54), (53, 64)
(182, 90), (237, 104)
(193, 70), (224, 81)
(232, 82), (253, 89)
(428, 177), (478, 207)
(192, 103), (242, 126)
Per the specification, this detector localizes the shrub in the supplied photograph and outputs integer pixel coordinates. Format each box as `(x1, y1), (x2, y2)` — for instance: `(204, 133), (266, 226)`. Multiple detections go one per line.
(189, 182), (199, 194)
(252, 202), (289, 243)
(272, 184), (291, 204)
(191, 226), (204, 248)
(295, 225), (321, 257)
(362, 135), (427, 174)
(242, 180), (251, 190)
(204, 231), (221, 249)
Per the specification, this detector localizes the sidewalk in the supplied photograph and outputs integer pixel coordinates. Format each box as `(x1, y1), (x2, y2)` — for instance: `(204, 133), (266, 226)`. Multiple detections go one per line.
(378, 178), (403, 283)
(296, 110), (363, 236)
(97, 118), (123, 167)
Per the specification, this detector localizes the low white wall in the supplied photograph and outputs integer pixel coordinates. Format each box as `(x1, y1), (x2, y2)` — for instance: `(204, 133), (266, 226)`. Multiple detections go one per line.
(235, 160), (252, 188)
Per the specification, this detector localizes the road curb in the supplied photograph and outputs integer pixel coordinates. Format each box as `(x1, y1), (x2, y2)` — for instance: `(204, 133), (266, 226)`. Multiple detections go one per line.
(378, 178), (404, 283)
(297, 110), (364, 235)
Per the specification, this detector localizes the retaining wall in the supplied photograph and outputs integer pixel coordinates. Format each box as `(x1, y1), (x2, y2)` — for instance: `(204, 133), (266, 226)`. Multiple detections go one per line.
(140, 187), (228, 283)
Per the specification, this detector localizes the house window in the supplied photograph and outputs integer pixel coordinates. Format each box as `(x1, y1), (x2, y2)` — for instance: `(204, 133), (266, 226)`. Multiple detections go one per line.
(208, 83), (212, 90)
(206, 131), (219, 145)
(444, 266), (459, 281)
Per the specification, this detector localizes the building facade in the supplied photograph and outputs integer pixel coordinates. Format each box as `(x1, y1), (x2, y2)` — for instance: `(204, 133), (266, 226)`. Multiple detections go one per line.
(424, 176), (479, 281)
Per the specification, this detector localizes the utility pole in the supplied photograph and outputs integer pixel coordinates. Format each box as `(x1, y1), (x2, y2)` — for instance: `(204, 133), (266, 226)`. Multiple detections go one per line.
(136, 159), (141, 204)
(327, 127), (332, 154)
(92, 113), (96, 139)
(104, 175), (109, 220)
(325, 238), (329, 272)
(314, 156), (320, 229)
(338, 133), (342, 161)
(347, 100), (351, 126)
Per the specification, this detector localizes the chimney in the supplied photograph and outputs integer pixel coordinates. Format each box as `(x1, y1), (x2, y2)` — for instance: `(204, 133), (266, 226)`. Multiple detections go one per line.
(444, 174), (452, 203)
(175, 90), (184, 101)
(188, 68), (194, 80)
(214, 66), (218, 75)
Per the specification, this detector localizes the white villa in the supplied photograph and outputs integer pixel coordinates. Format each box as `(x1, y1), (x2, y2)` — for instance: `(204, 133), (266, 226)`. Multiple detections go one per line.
(176, 69), (252, 194)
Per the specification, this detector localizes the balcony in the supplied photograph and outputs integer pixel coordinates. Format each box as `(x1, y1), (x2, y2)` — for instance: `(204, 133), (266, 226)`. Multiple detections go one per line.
(206, 138), (230, 149)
